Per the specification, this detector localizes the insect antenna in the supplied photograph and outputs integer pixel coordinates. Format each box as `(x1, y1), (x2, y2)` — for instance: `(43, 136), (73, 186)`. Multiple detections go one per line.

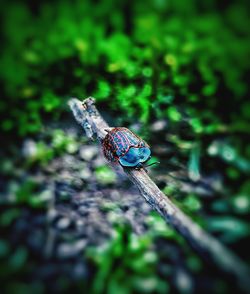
(144, 161), (160, 168)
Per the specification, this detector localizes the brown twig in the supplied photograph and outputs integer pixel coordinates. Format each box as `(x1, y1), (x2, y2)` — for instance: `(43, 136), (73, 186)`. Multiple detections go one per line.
(69, 97), (250, 292)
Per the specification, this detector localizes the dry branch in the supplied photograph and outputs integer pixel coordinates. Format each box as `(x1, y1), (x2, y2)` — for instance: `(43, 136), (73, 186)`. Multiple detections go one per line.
(69, 97), (250, 292)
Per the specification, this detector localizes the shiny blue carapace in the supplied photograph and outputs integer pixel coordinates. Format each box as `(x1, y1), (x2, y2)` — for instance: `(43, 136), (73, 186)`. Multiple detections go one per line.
(102, 127), (151, 168)
(119, 147), (151, 167)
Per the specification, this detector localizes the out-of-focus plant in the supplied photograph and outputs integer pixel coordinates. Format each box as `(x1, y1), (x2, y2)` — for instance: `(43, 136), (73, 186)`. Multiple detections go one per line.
(87, 223), (169, 294)
(87, 212), (231, 293)
(0, 0), (249, 292)
(0, 0), (249, 138)
(22, 129), (79, 166)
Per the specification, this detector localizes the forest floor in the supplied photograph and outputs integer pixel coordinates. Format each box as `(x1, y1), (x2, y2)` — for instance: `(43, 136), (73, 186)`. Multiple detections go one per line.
(1, 119), (248, 293)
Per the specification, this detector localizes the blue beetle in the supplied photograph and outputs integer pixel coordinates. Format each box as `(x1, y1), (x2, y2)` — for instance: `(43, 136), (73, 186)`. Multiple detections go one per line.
(102, 127), (157, 168)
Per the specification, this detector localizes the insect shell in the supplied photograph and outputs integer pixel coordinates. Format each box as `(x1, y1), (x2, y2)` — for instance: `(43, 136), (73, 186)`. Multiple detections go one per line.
(102, 127), (151, 168)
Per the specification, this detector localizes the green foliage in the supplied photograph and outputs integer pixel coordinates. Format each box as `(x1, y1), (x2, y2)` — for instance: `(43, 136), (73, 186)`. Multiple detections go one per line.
(87, 223), (168, 294)
(23, 129), (79, 166)
(207, 141), (250, 173)
(95, 165), (117, 185)
(207, 216), (250, 243)
(0, 208), (20, 227)
(88, 213), (208, 293)
(1, 1), (250, 292)
(4, 178), (52, 208)
(1, 0), (249, 137)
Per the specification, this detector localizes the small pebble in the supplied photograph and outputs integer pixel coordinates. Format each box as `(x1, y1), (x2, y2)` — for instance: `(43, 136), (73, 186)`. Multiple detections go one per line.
(150, 119), (167, 131)
(73, 262), (87, 279)
(79, 168), (92, 180)
(57, 239), (87, 258)
(47, 208), (58, 222)
(110, 190), (121, 200)
(92, 156), (106, 168)
(56, 217), (71, 230)
(22, 139), (37, 158)
(71, 178), (84, 190)
(175, 268), (193, 294)
(76, 219), (85, 230)
(78, 206), (89, 217)
(79, 146), (98, 161)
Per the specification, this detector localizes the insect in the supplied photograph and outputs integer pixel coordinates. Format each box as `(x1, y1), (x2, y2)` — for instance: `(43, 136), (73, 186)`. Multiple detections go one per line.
(102, 127), (158, 169)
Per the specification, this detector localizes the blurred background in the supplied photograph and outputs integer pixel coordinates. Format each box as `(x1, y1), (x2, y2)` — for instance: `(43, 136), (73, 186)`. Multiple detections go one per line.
(0, 0), (250, 293)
